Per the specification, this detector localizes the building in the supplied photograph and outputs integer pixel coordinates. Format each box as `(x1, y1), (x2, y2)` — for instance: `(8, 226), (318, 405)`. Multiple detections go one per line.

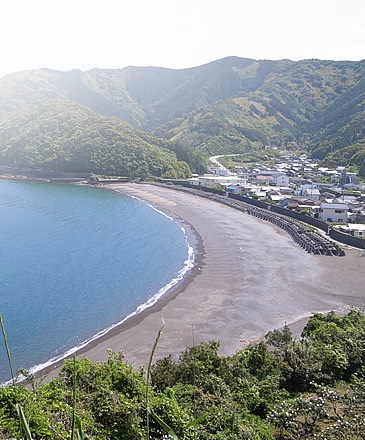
(272, 173), (290, 187)
(191, 174), (241, 187)
(354, 210), (365, 224)
(302, 187), (321, 202)
(337, 224), (365, 238)
(207, 166), (230, 176)
(226, 185), (241, 195)
(318, 203), (349, 223)
(340, 171), (360, 187)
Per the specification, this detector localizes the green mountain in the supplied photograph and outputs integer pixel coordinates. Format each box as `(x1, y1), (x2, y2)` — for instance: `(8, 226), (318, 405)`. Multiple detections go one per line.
(0, 99), (192, 179)
(0, 57), (364, 176)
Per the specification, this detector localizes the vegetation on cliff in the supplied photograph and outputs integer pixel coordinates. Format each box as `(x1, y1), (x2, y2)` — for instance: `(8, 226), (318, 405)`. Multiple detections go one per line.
(0, 310), (364, 439)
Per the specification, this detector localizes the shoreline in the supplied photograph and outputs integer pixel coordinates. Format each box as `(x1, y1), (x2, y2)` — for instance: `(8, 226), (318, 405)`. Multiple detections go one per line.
(25, 234), (196, 381)
(39, 183), (365, 381)
(35, 184), (205, 380)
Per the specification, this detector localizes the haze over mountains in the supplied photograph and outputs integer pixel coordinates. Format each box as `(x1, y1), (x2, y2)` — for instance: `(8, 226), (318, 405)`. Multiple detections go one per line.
(0, 56), (364, 177)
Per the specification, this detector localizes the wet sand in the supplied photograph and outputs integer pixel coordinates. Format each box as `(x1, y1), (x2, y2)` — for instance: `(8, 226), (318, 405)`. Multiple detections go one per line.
(43, 183), (365, 378)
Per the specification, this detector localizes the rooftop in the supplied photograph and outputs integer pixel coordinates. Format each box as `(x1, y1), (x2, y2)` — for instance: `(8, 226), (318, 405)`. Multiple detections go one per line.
(320, 203), (349, 210)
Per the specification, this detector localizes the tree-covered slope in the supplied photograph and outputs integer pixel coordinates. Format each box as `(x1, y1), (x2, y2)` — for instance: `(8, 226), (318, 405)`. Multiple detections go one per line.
(152, 59), (365, 157)
(320, 140), (365, 177)
(0, 57), (364, 174)
(0, 99), (192, 179)
(83, 58), (365, 166)
(308, 69), (365, 167)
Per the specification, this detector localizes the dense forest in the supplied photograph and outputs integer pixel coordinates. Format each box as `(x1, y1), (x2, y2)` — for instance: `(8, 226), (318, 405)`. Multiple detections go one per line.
(0, 57), (364, 177)
(1, 310), (364, 439)
(0, 99), (201, 179)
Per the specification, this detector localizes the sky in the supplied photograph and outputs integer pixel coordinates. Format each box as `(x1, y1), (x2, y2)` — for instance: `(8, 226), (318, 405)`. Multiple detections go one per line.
(1, 0), (364, 78)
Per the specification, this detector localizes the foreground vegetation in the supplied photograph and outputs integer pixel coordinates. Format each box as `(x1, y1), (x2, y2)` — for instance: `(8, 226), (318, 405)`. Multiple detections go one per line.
(0, 310), (364, 439)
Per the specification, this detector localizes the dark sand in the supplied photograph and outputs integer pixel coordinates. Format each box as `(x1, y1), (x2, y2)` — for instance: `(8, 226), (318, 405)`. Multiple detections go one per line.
(43, 183), (365, 378)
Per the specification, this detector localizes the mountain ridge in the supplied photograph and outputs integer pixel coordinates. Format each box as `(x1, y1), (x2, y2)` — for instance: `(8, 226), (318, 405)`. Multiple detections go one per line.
(0, 56), (364, 176)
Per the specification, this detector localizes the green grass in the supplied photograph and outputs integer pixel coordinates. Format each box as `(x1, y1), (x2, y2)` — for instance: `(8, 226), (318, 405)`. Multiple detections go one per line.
(1, 313), (34, 439)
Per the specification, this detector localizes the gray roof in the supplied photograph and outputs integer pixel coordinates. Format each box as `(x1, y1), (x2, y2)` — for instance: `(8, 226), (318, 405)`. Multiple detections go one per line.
(320, 203), (349, 210)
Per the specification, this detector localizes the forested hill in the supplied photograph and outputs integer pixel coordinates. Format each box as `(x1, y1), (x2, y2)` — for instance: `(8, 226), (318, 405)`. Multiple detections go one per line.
(0, 99), (193, 179)
(0, 57), (364, 176)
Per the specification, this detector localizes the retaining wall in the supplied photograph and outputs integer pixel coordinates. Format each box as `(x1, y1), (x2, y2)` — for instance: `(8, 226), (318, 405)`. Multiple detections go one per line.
(330, 228), (365, 249)
(0, 166), (92, 180)
(178, 182), (225, 195)
(228, 193), (365, 249)
(154, 181), (365, 250)
(149, 181), (365, 250)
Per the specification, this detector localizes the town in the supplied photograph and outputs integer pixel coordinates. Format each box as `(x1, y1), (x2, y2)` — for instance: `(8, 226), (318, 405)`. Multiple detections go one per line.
(187, 153), (365, 240)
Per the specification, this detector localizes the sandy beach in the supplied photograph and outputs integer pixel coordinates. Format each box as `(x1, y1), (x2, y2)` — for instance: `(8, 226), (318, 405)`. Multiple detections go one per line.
(44, 183), (365, 378)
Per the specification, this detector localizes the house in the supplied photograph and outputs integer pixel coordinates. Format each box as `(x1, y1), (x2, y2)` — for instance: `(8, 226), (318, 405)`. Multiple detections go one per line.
(269, 194), (285, 203)
(254, 190), (268, 200)
(318, 203), (349, 222)
(226, 185), (241, 195)
(339, 171), (359, 187)
(354, 210), (365, 224)
(279, 187), (293, 194)
(302, 188), (321, 202)
(333, 196), (361, 210)
(298, 205), (318, 214)
(290, 177), (312, 186)
(277, 197), (302, 209)
(321, 192), (336, 200)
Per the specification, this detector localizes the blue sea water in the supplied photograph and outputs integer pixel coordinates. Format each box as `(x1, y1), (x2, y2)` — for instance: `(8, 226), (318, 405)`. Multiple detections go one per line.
(0, 180), (192, 382)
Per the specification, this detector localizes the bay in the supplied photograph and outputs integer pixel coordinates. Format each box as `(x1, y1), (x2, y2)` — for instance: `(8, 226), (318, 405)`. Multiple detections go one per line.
(0, 180), (191, 382)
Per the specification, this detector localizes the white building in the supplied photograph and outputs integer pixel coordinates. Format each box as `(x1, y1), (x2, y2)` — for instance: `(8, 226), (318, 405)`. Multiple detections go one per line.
(272, 173), (289, 187)
(207, 166), (230, 176)
(190, 174), (241, 187)
(318, 203), (349, 223)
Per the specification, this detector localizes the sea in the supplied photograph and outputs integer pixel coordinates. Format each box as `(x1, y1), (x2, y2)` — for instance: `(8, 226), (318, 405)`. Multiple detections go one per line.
(0, 180), (193, 383)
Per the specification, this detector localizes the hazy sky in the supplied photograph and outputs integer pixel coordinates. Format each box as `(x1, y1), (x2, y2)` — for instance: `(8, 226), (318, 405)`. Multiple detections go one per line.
(1, 0), (364, 78)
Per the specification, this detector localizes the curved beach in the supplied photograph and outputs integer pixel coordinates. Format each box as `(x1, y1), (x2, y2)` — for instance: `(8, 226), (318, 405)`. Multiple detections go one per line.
(45, 183), (365, 377)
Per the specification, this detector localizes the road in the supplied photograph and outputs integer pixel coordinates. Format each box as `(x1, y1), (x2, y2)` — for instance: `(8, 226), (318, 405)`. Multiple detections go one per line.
(209, 154), (240, 175)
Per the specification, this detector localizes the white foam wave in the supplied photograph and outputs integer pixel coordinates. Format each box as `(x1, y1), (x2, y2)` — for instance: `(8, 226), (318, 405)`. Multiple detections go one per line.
(146, 202), (174, 221)
(6, 198), (195, 384)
